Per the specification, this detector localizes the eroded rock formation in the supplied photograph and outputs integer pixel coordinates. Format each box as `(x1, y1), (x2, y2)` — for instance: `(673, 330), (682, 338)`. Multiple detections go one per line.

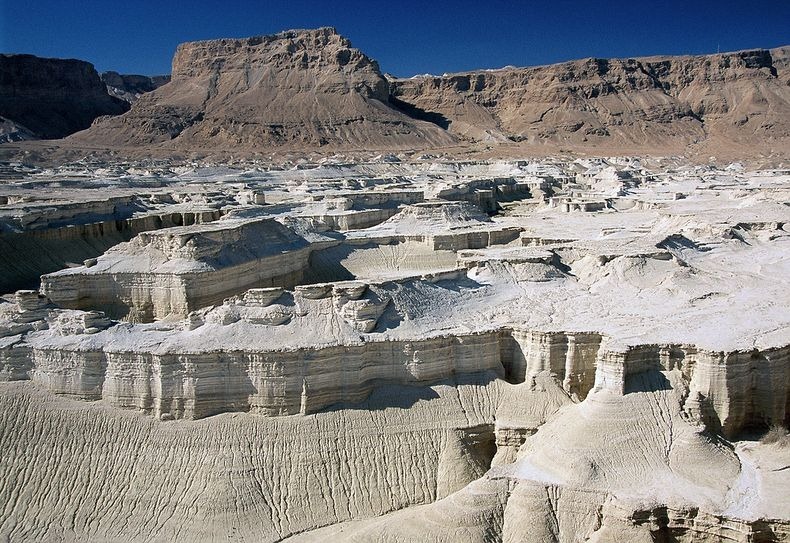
(390, 48), (790, 155)
(100, 71), (171, 103)
(4, 31), (788, 160)
(0, 54), (129, 139)
(0, 28), (788, 542)
(0, 157), (788, 543)
(73, 28), (455, 150)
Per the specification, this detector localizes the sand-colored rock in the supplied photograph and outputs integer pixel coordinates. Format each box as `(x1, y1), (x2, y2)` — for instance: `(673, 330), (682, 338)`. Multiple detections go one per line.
(72, 28), (455, 151)
(0, 144), (788, 541)
(390, 48), (790, 156)
(40, 216), (317, 321)
(1, 30), (788, 542)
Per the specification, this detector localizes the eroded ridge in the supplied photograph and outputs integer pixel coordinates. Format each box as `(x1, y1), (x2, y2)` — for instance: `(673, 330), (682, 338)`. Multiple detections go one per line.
(1, 157), (789, 542)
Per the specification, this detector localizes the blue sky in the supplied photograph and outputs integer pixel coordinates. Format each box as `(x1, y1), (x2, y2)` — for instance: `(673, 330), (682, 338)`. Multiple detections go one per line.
(1, 0), (788, 76)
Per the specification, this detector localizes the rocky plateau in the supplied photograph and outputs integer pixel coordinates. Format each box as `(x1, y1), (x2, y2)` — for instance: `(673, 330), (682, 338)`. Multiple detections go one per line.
(0, 26), (788, 543)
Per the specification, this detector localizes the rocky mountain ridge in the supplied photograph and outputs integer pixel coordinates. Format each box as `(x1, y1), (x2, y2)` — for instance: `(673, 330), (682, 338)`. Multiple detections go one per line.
(390, 47), (790, 155)
(0, 54), (129, 140)
(2, 30), (789, 158)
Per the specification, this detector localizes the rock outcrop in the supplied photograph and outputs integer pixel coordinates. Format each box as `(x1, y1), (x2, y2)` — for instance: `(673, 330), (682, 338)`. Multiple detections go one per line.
(100, 71), (171, 103)
(390, 48), (790, 155)
(1, 156), (789, 541)
(5, 32), (788, 159)
(0, 54), (129, 139)
(771, 46), (790, 82)
(74, 28), (455, 150)
(0, 190), (232, 293)
(40, 217), (319, 321)
(0, 116), (36, 144)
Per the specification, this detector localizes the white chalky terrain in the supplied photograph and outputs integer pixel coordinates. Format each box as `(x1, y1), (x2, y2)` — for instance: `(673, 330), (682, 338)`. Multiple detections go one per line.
(0, 157), (788, 542)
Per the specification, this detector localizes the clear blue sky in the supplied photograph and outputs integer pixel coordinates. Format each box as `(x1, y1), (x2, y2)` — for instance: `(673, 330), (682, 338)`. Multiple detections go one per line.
(2, 0), (788, 76)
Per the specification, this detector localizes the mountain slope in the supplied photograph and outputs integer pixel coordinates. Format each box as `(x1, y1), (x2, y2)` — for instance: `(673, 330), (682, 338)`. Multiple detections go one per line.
(390, 48), (790, 155)
(9, 31), (788, 158)
(100, 72), (171, 104)
(73, 28), (455, 151)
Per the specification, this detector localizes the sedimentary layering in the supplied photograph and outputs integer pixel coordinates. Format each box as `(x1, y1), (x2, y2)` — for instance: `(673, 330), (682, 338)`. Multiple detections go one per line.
(0, 181), (238, 293)
(1, 29), (771, 159)
(391, 48), (790, 155)
(0, 54), (129, 139)
(73, 28), (454, 150)
(0, 156), (788, 541)
(40, 216), (319, 321)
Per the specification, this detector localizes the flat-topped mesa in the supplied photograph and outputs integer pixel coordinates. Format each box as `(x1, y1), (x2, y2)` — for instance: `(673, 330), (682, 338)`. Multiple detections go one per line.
(0, 195), (228, 294)
(73, 27), (455, 149)
(1, 277), (504, 419)
(4, 297), (788, 435)
(170, 27), (388, 101)
(40, 218), (322, 322)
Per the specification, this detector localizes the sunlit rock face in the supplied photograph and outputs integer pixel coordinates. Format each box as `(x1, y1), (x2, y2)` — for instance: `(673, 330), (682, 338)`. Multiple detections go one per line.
(390, 48), (790, 156)
(72, 27), (455, 151)
(0, 25), (789, 543)
(0, 154), (788, 542)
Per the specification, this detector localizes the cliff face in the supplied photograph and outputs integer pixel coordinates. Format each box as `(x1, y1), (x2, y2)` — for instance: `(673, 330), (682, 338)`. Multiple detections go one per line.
(0, 54), (129, 139)
(75, 27), (455, 150)
(772, 46), (790, 85)
(100, 71), (171, 103)
(390, 48), (790, 154)
(1, 160), (789, 541)
(4, 37), (789, 157)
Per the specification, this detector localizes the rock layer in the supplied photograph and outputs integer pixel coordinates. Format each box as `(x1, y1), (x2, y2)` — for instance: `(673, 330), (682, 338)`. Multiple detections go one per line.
(100, 71), (171, 103)
(74, 28), (455, 150)
(41, 217), (316, 321)
(390, 48), (790, 155)
(0, 158), (788, 542)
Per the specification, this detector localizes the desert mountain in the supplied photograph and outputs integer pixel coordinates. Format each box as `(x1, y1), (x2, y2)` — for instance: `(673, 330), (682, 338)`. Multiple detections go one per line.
(73, 27), (455, 150)
(0, 54), (129, 140)
(390, 47), (790, 155)
(5, 29), (789, 158)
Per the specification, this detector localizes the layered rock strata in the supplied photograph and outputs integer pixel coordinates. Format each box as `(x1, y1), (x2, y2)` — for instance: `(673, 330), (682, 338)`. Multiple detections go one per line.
(73, 28), (455, 150)
(0, 159), (788, 542)
(0, 206), (225, 292)
(36, 199), (526, 321)
(40, 217), (318, 321)
(3, 33), (789, 159)
(390, 48), (790, 155)
(3, 307), (786, 438)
